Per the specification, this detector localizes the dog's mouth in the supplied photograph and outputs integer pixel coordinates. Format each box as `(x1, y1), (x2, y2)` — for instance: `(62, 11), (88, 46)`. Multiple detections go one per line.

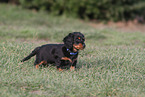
(73, 43), (85, 52)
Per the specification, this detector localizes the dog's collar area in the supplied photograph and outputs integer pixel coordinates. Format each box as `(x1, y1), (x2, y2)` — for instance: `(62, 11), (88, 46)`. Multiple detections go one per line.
(67, 49), (78, 55)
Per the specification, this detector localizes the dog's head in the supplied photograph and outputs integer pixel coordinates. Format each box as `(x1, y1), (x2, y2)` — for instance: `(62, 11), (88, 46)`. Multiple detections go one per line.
(63, 32), (85, 52)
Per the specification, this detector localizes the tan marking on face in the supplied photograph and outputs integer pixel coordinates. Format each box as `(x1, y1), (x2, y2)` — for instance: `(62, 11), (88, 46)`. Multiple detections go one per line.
(73, 43), (84, 51)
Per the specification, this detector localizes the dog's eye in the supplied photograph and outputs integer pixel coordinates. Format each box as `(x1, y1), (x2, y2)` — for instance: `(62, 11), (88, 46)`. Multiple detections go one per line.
(78, 37), (81, 40)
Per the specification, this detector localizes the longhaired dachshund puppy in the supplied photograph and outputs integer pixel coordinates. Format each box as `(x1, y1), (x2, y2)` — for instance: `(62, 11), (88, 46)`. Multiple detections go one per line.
(21, 32), (85, 71)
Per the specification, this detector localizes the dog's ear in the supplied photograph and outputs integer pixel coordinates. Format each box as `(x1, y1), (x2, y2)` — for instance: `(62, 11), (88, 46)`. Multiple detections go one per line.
(63, 33), (74, 49)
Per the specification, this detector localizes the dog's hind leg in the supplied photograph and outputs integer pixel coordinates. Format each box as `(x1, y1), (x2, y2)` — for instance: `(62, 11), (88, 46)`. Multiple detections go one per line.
(35, 61), (47, 69)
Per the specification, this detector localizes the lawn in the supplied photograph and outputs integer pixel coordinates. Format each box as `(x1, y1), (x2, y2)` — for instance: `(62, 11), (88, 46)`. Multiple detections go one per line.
(0, 4), (145, 97)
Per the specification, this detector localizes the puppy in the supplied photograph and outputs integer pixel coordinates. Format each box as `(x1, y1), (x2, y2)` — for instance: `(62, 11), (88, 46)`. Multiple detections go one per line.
(21, 32), (85, 71)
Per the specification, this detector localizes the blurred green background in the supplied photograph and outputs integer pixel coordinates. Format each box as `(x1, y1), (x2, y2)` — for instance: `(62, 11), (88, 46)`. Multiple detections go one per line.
(0, 1), (145, 97)
(1, 0), (145, 22)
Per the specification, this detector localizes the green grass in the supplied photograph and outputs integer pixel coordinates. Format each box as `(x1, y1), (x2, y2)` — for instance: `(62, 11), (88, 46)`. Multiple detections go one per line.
(0, 4), (145, 97)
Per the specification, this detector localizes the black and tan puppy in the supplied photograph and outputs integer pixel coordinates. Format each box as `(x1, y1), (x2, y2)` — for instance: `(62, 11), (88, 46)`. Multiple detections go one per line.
(21, 32), (85, 71)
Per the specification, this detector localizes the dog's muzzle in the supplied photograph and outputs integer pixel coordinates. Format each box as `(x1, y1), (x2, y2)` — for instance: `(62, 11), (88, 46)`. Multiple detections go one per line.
(73, 43), (85, 51)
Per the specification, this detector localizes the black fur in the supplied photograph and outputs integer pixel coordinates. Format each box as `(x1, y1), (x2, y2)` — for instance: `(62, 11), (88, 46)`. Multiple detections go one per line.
(21, 32), (85, 70)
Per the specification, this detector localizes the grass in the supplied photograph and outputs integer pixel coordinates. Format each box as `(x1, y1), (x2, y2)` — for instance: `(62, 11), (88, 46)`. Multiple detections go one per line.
(0, 4), (145, 97)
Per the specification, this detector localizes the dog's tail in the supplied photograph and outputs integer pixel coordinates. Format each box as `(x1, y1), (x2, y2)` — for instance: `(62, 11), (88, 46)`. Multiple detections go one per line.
(21, 47), (40, 62)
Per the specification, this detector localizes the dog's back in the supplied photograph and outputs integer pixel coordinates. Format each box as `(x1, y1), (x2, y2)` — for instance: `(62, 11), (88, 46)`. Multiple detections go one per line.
(21, 44), (65, 64)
